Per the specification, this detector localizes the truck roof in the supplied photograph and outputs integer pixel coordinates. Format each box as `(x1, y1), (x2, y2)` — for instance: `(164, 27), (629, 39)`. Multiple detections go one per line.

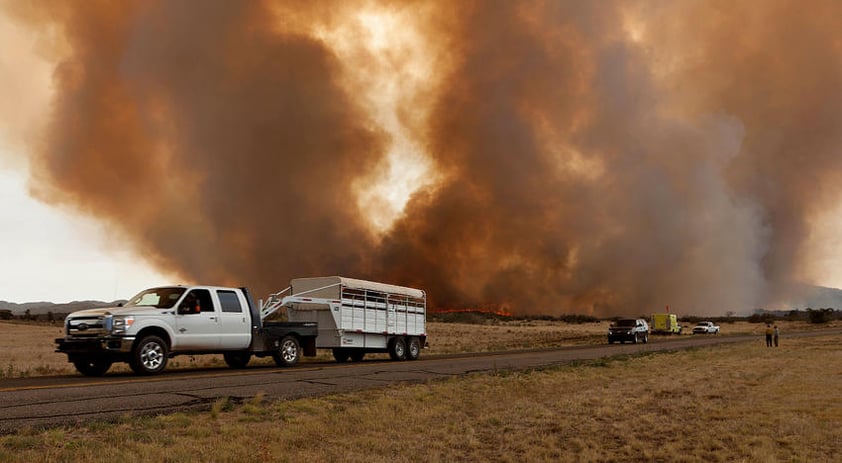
(291, 276), (425, 299)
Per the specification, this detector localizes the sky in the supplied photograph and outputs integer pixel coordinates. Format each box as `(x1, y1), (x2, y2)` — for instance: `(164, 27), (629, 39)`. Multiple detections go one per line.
(0, 163), (169, 302)
(2, 1), (842, 314)
(0, 11), (168, 303)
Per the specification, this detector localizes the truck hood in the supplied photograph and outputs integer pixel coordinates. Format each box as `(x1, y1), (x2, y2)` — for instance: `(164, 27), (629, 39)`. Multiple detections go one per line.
(67, 306), (168, 318)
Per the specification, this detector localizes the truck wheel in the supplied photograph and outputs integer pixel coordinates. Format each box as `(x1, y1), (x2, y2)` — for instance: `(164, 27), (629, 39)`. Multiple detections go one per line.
(72, 357), (112, 377)
(643, 334), (649, 344)
(389, 337), (406, 361)
(130, 335), (168, 375)
(632, 334), (638, 344)
(273, 336), (300, 367)
(223, 352), (252, 369)
(608, 339), (614, 344)
(406, 337), (421, 360)
(332, 348), (350, 363)
(350, 351), (365, 362)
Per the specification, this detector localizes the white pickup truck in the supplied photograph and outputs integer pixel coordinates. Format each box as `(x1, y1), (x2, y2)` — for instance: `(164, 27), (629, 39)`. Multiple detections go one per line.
(692, 321), (720, 334)
(56, 276), (427, 376)
(56, 285), (318, 376)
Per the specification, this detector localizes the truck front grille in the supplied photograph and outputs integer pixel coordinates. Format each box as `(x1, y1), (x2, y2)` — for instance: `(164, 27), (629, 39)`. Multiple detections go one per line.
(67, 316), (107, 337)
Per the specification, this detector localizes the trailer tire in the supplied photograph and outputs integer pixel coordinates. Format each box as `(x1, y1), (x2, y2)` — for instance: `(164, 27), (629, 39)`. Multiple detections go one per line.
(273, 336), (300, 368)
(130, 335), (168, 375)
(72, 357), (112, 377)
(223, 352), (251, 369)
(350, 351), (365, 362)
(332, 348), (350, 363)
(389, 337), (407, 361)
(406, 337), (421, 361)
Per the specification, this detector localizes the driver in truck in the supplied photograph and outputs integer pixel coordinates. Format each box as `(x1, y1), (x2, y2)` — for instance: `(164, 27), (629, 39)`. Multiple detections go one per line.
(181, 292), (201, 314)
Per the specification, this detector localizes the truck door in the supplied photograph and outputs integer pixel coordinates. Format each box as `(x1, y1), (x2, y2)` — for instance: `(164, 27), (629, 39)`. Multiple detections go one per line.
(174, 289), (220, 350)
(216, 289), (251, 349)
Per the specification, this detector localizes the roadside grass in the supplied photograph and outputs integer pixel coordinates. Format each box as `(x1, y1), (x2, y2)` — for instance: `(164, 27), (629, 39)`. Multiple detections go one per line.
(1, 335), (840, 462)
(0, 319), (838, 378)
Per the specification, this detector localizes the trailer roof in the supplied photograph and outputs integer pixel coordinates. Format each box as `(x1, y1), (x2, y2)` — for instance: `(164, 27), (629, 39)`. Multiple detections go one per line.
(291, 276), (425, 299)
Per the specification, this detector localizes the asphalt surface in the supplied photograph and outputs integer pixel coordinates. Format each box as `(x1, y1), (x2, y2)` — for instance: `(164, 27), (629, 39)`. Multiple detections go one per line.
(1, 329), (839, 434)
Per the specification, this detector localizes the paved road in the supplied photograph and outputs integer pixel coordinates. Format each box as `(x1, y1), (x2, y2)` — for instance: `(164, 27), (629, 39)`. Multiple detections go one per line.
(1, 330), (838, 433)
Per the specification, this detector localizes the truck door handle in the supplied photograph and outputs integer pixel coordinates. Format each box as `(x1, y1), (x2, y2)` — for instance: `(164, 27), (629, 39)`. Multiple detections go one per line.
(209, 316), (216, 320)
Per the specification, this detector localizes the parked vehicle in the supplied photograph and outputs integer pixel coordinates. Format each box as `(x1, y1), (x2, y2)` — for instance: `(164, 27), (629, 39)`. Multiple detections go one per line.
(692, 321), (720, 334)
(608, 318), (649, 344)
(56, 276), (426, 376)
(650, 313), (682, 335)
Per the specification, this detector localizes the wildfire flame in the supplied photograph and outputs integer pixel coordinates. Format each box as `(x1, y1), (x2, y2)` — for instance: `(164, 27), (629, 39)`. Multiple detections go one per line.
(431, 306), (513, 318)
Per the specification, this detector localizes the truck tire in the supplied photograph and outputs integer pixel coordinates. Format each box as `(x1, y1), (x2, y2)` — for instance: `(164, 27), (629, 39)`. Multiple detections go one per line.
(72, 357), (112, 377)
(643, 334), (649, 344)
(406, 337), (421, 360)
(273, 336), (300, 368)
(632, 333), (638, 344)
(130, 335), (169, 375)
(388, 337), (406, 361)
(350, 351), (365, 362)
(223, 352), (252, 369)
(332, 348), (350, 363)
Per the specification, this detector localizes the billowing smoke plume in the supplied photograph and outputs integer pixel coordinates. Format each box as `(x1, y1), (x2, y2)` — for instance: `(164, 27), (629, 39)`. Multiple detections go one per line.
(5, 0), (842, 315)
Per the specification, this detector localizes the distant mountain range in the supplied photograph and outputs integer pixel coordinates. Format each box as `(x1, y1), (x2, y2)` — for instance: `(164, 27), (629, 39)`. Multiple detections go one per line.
(0, 300), (124, 316)
(773, 284), (842, 311)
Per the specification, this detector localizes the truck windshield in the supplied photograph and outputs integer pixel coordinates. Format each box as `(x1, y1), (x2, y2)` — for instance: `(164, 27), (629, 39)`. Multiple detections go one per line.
(615, 319), (636, 327)
(125, 287), (187, 309)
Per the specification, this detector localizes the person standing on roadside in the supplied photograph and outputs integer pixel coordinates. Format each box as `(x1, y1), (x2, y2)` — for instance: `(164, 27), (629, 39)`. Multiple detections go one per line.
(773, 325), (780, 347)
(765, 323), (773, 347)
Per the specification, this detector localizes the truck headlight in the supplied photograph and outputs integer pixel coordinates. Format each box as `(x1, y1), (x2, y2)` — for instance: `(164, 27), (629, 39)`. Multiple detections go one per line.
(111, 316), (135, 334)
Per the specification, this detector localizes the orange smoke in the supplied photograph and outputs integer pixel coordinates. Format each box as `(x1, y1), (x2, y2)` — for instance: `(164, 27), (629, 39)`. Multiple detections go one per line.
(5, 0), (842, 315)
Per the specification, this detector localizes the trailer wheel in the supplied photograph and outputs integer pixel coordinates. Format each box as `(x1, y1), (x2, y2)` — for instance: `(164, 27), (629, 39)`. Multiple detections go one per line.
(350, 351), (365, 362)
(130, 335), (168, 375)
(406, 337), (421, 361)
(273, 336), (300, 367)
(332, 348), (350, 363)
(388, 337), (407, 361)
(223, 352), (252, 369)
(72, 357), (113, 377)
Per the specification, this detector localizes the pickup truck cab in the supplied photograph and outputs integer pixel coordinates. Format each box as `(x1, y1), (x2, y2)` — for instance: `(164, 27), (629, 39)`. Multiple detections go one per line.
(56, 285), (317, 376)
(608, 318), (649, 344)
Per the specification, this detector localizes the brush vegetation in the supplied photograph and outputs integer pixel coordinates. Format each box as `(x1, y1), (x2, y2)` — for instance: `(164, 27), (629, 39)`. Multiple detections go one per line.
(1, 334), (840, 461)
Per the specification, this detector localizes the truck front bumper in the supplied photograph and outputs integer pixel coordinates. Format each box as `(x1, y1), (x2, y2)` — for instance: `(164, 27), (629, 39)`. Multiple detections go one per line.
(55, 336), (136, 355)
(607, 332), (637, 342)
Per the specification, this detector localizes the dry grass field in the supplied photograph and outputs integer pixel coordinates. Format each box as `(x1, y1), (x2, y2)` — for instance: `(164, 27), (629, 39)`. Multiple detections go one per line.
(0, 319), (837, 377)
(0, 319), (610, 377)
(1, 332), (840, 462)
